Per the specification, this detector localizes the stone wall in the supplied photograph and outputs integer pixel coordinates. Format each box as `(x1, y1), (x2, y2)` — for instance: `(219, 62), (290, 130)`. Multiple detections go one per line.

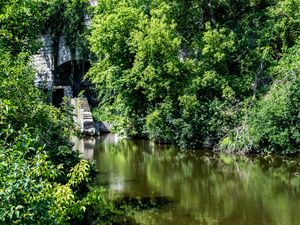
(32, 0), (97, 104)
(57, 36), (86, 67)
(89, 0), (97, 7)
(32, 33), (82, 94)
(32, 34), (54, 90)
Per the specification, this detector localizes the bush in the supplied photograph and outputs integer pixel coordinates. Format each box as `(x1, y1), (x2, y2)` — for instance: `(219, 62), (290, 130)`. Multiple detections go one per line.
(220, 43), (300, 154)
(0, 127), (92, 224)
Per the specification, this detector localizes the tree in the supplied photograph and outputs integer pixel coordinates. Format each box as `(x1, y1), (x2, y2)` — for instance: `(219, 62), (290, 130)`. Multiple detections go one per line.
(220, 42), (300, 154)
(0, 0), (49, 54)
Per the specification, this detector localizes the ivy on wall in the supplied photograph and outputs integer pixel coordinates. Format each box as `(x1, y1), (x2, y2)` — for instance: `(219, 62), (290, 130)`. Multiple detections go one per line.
(45, 0), (91, 67)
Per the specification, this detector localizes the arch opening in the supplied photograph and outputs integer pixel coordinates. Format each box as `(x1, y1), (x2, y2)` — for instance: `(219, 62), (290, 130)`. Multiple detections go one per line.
(55, 60), (91, 96)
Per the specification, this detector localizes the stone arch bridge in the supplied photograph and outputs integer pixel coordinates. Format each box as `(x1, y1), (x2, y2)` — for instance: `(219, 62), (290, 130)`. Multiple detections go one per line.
(33, 35), (92, 103)
(32, 0), (98, 135)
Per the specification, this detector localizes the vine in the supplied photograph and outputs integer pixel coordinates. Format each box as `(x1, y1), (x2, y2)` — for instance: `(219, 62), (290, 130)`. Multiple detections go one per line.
(44, 0), (90, 68)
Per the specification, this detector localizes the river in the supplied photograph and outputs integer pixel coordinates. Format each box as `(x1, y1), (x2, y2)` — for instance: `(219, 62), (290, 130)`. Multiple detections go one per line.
(76, 134), (300, 225)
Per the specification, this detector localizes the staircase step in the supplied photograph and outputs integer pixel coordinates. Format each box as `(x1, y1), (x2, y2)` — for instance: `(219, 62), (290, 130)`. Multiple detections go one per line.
(73, 97), (96, 136)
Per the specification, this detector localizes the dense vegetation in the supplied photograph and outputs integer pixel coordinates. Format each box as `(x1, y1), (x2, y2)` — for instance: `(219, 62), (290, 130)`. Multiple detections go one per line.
(0, 1), (114, 224)
(88, 0), (300, 154)
(1, 0), (300, 223)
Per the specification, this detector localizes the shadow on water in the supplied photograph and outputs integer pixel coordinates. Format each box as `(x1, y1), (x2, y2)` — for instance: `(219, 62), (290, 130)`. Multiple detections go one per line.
(77, 134), (300, 225)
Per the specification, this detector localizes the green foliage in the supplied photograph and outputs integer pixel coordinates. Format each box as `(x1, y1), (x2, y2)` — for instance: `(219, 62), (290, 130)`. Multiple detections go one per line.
(88, 0), (180, 138)
(45, 0), (90, 61)
(0, 51), (83, 223)
(88, 0), (300, 152)
(88, 0), (239, 147)
(0, 126), (93, 224)
(0, 122), (113, 225)
(129, 2), (182, 101)
(146, 99), (177, 143)
(0, 2), (111, 222)
(200, 23), (236, 66)
(0, 128), (58, 224)
(220, 42), (300, 154)
(266, 0), (300, 52)
(217, 0), (300, 154)
(0, 52), (78, 168)
(0, 0), (48, 54)
(0, 51), (110, 222)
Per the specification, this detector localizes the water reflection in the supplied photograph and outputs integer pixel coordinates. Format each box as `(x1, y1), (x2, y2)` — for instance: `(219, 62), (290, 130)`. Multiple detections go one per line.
(73, 137), (96, 160)
(81, 134), (300, 225)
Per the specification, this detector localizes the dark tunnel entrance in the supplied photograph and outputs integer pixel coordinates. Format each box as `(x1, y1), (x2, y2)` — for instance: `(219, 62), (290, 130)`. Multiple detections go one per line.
(52, 60), (98, 107)
(55, 60), (91, 97)
(52, 88), (64, 107)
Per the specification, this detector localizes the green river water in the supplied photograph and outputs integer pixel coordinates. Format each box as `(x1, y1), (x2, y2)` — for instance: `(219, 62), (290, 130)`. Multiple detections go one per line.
(77, 134), (300, 225)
